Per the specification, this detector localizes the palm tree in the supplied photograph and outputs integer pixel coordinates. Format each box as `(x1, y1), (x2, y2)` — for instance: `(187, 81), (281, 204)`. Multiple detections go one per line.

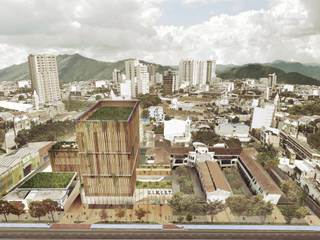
(205, 200), (226, 222)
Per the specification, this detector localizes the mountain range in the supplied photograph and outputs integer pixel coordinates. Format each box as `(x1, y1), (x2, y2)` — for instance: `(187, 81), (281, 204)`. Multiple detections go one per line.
(217, 64), (320, 86)
(0, 54), (174, 83)
(0, 54), (319, 85)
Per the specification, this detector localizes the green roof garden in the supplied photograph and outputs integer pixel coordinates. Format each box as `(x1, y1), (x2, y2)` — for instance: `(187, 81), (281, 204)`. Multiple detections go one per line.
(87, 106), (134, 121)
(19, 172), (75, 189)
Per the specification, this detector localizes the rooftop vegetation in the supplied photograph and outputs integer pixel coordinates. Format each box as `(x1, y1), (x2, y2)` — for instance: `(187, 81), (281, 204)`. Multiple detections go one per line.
(51, 141), (78, 150)
(87, 106), (133, 121)
(136, 180), (172, 189)
(19, 172), (75, 189)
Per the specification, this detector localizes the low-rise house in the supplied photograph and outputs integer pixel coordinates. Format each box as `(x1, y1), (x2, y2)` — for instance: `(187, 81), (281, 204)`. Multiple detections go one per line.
(148, 106), (164, 122)
(164, 118), (191, 145)
(215, 123), (250, 142)
(261, 127), (280, 148)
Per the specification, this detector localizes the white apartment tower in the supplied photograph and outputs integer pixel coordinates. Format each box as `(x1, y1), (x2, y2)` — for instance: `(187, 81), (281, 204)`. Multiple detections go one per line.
(179, 59), (216, 89)
(28, 54), (61, 105)
(136, 64), (150, 95)
(268, 73), (277, 89)
(125, 59), (149, 97)
(125, 59), (139, 98)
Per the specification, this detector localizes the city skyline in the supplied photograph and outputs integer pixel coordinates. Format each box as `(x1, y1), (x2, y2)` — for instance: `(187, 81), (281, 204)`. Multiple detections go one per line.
(0, 0), (319, 69)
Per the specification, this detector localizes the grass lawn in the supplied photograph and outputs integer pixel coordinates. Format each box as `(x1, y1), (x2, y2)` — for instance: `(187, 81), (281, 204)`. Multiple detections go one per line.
(136, 180), (172, 189)
(20, 172), (75, 189)
(174, 166), (194, 194)
(87, 106), (133, 121)
(224, 167), (251, 195)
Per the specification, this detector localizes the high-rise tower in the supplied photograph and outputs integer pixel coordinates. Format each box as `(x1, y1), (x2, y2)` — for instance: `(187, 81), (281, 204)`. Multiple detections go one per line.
(28, 54), (61, 105)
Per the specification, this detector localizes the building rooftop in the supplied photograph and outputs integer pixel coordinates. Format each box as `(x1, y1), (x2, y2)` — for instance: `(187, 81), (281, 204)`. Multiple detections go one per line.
(0, 142), (53, 175)
(18, 172), (76, 189)
(87, 106), (133, 120)
(239, 150), (281, 194)
(206, 161), (231, 192)
(76, 100), (139, 122)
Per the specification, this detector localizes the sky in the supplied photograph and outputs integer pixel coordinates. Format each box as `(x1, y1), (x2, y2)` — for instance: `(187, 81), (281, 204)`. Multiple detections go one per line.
(0, 0), (319, 69)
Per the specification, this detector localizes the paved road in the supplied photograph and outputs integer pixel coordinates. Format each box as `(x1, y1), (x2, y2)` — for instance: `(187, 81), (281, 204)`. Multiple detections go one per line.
(0, 229), (319, 239)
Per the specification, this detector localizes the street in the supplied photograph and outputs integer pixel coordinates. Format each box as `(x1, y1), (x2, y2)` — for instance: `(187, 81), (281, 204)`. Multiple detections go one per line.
(0, 228), (319, 239)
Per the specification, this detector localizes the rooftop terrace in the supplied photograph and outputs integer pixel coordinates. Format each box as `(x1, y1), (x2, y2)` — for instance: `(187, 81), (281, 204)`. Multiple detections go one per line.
(76, 100), (139, 122)
(87, 106), (133, 121)
(19, 172), (76, 189)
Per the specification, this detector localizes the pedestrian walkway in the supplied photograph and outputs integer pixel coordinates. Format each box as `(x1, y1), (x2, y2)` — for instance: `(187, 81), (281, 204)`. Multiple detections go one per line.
(305, 215), (320, 226)
(266, 206), (286, 224)
(59, 198), (173, 225)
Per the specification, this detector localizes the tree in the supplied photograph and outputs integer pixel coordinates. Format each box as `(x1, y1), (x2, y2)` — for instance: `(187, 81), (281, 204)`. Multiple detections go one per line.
(18, 95), (25, 101)
(186, 213), (193, 222)
(100, 209), (108, 222)
(192, 130), (221, 146)
(168, 192), (185, 215)
(153, 124), (164, 134)
(138, 94), (161, 109)
(95, 95), (102, 101)
(115, 208), (126, 221)
(164, 115), (171, 121)
(280, 205), (298, 224)
(205, 200), (226, 222)
(28, 201), (47, 222)
(256, 144), (278, 169)
(226, 196), (248, 216)
(15, 129), (29, 147)
(231, 116), (240, 124)
(142, 109), (149, 118)
(0, 200), (13, 222)
(225, 138), (241, 148)
(135, 208), (150, 222)
(42, 199), (58, 222)
(9, 201), (25, 220)
(177, 216), (184, 223)
(296, 207), (309, 219)
(281, 179), (302, 203)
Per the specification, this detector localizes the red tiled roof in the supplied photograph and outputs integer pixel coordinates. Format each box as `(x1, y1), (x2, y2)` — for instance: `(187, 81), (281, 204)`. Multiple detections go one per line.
(239, 150), (281, 194)
(198, 162), (215, 192)
(206, 161), (231, 192)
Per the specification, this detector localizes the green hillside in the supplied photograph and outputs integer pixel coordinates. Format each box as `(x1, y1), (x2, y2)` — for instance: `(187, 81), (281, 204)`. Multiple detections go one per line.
(266, 60), (320, 80)
(0, 54), (173, 83)
(217, 64), (320, 86)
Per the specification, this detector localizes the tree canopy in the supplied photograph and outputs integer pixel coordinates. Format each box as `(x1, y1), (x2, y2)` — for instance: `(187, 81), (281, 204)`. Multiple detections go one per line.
(192, 130), (221, 146)
(15, 120), (75, 147)
(138, 94), (161, 109)
(256, 144), (278, 168)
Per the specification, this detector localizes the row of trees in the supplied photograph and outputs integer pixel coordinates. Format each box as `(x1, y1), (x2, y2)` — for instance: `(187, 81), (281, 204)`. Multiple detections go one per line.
(226, 195), (273, 223)
(100, 208), (150, 222)
(279, 179), (310, 224)
(168, 192), (225, 222)
(15, 120), (75, 147)
(0, 199), (59, 222)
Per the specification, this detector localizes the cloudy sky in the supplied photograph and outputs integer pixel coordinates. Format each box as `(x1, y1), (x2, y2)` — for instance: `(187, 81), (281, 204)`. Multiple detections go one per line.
(0, 0), (319, 69)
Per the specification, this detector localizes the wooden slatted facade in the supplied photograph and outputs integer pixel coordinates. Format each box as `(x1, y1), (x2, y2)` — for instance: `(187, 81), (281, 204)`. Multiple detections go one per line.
(75, 100), (140, 198)
(49, 148), (81, 176)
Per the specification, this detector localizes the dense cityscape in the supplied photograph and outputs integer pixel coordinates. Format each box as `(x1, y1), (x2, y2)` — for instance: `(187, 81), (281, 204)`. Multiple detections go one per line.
(0, 0), (320, 238)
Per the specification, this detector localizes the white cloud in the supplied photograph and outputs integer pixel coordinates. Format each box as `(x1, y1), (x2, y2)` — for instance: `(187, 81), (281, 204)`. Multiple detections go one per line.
(0, 0), (319, 68)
